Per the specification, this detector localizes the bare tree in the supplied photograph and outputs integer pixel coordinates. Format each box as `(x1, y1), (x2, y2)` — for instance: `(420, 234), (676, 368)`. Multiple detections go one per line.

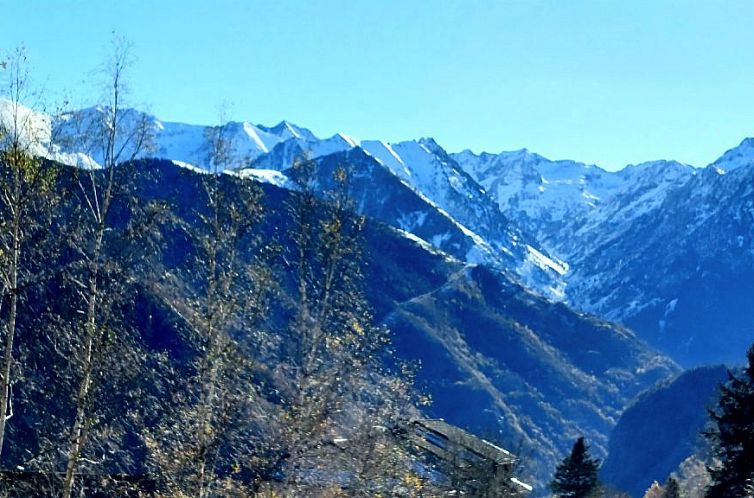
(0, 46), (59, 460)
(145, 117), (272, 497)
(261, 160), (423, 496)
(59, 38), (152, 498)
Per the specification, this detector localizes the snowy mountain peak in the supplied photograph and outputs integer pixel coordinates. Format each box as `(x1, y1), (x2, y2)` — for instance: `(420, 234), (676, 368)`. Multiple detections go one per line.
(710, 137), (754, 172)
(618, 160), (695, 181)
(257, 120), (317, 142)
(417, 136), (443, 152)
(335, 132), (359, 147)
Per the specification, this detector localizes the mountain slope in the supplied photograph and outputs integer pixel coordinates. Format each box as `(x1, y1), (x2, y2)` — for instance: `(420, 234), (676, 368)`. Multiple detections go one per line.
(566, 161), (754, 366)
(272, 147), (568, 300)
(92, 159), (680, 492)
(601, 365), (728, 497)
(453, 142), (754, 366)
(8, 101), (754, 366)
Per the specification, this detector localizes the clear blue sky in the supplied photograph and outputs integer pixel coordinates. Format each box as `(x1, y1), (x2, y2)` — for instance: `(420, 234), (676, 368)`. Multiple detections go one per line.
(3, 0), (754, 170)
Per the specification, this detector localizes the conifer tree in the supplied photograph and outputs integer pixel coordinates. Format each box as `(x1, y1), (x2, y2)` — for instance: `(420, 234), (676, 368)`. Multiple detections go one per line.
(550, 437), (601, 498)
(704, 344), (754, 498)
(665, 476), (681, 498)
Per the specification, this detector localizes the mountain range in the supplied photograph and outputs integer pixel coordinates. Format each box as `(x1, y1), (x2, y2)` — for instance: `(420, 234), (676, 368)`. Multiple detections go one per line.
(34, 102), (753, 366)
(3, 99), (753, 492)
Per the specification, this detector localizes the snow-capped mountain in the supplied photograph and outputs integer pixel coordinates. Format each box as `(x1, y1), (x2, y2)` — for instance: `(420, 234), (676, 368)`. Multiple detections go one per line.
(709, 137), (754, 171)
(452, 148), (623, 228)
(450, 149), (697, 254)
(40, 105), (568, 299)
(453, 139), (754, 366)
(274, 146), (567, 299)
(245, 131), (568, 298)
(6, 99), (754, 366)
(557, 160), (696, 259)
(51, 106), (321, 170)
(0, 98), (98, 168)
(568, 160), (754, 365)
(360, 138), (568, 296)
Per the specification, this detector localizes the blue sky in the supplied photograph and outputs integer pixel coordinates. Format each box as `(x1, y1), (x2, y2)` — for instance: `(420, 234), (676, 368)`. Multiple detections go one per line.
(3, 0), (754, 170)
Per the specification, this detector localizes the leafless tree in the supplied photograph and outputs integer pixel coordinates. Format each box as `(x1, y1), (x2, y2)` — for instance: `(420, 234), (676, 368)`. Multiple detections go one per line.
(59, 38), (153, 498)
(0, 46), (59, 461)
(255, 160), (424, 496)
(145, 116), (273, 497)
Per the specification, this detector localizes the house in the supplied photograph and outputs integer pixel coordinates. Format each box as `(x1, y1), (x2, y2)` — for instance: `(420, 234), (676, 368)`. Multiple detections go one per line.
(403, 418), (533, 496)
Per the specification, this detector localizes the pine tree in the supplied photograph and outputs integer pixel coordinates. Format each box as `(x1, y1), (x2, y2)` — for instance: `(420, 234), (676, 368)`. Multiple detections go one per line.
(550, 437), (601, 498)
(704, 344), (754, 498)
(665, 476), (681, 498)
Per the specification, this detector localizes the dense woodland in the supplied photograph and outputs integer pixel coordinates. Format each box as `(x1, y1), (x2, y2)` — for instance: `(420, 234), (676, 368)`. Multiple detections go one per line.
(1, 46), (753, 498)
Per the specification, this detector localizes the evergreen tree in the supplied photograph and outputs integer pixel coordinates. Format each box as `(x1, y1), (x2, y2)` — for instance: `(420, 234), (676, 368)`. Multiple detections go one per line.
(550, 437), (601, 498)
(665, 476), (682, 498)
(704, 344), (754, 498)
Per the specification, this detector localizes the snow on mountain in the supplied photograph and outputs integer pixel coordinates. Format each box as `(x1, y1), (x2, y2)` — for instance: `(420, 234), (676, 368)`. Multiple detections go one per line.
(234, 168), (293, 188)
(709, 137), (754, 171)
(4, 100), (570, 298)
(0, 98), (100, 168)
(0, 97), (52, 151)
(282, 145), (569, 300)
(52, 106), (321, 171)
(256, 120), (317, 142)
(448, 144), (752, 365)
(450, 149), (703, 263)
(247, 131), (357, 171)
(13, 100), (754, 363)
(452, 148), (623, 230)
(359, 140), (411, 177)
(357, 138), (569, 298)
(556, 160), (696, 260)
(562, 159), (754, 365)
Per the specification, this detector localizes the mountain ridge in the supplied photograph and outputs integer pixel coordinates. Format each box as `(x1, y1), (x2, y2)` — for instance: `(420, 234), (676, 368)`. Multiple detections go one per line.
(4, 99), (754, 366)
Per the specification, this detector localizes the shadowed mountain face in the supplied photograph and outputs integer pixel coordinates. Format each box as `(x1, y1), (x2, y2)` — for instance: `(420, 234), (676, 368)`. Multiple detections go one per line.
(107, 160), (678, 490)
(601, 365), (728, 497)
(563, 164), (754, 366)
(383, 263), (675, 487)
(279, 148), (567, 297)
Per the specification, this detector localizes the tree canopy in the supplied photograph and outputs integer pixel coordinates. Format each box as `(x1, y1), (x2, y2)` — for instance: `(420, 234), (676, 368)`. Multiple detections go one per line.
(705, 344), (754, 498)
(550, 437), (601, 498)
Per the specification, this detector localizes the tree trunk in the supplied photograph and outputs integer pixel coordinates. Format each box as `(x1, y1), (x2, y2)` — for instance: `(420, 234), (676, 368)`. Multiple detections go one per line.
(195, 244), (219, 498)
(61, 229), (104, 498)
(0, 214), (20, 458)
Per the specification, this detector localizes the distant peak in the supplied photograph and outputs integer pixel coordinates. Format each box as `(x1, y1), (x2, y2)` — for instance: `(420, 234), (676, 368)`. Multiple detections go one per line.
(624, 159), (694, 170)
(710, 136), (754, 171)
(334, 132), (358, 147)
(417, 137), (448, 155)
(418, 137), (439, 147)
(256, 120), (317, 141)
